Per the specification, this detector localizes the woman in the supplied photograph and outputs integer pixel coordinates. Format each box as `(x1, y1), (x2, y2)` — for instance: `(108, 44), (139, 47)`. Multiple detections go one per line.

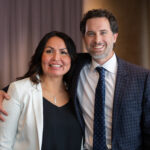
(0, 31), (82, 150)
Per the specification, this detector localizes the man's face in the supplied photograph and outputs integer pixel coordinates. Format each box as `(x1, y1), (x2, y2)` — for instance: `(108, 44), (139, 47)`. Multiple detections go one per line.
(84, 17), (118, 64)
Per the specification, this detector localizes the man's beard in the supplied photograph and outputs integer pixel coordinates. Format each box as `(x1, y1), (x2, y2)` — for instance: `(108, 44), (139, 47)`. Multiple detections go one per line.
(91, 53), (107, 60)
(88, 43), (114, 61)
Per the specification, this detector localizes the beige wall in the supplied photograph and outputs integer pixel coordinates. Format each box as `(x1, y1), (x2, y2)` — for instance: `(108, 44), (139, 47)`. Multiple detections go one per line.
(82, 0), (150, 69)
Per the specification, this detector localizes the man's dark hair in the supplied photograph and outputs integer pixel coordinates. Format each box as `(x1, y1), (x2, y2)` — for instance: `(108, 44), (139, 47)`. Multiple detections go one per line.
(80, 9), (119, 35)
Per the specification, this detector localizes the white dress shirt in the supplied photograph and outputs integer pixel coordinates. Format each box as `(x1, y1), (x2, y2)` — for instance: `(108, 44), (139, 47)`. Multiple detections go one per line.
(77, 54), (118, 150)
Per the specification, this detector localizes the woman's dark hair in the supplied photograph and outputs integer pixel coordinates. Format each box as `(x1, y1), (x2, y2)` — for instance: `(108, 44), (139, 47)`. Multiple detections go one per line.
(17, 31), (77, 86)
(80, 9), (119, 35)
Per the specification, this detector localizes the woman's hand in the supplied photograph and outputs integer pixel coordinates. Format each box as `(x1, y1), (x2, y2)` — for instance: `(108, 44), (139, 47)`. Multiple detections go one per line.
(0, 90), (10, 121)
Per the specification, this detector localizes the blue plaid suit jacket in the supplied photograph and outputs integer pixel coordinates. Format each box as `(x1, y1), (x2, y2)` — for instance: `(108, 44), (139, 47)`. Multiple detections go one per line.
(70, 53), (150, 150)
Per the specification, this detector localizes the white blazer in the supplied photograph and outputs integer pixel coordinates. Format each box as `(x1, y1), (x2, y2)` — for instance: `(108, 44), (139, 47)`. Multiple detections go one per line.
(0, 78), (44, 150)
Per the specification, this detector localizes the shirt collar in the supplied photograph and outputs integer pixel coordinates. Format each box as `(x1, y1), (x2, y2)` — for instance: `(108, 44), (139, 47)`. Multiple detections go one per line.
(90, 53), (118, 74)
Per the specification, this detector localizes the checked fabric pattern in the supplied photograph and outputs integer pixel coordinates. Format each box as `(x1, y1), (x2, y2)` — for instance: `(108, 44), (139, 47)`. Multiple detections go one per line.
(93, 67), (107, 150)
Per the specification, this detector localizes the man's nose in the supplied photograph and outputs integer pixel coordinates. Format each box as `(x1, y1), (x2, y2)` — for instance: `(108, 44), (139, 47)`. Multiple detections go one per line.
(95, 35), (102, 44)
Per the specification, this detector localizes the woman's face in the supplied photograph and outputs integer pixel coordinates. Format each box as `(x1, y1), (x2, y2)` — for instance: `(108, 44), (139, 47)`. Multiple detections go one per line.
(41, 36), (71, 78)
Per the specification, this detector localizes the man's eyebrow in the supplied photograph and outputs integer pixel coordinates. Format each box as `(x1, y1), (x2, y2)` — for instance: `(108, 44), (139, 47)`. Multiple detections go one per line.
(87, 31), (94, 32)
(100, 29), (108, 32)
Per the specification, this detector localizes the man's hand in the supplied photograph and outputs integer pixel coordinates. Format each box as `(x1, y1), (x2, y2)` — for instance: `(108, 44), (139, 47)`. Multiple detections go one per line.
(0, 90), (10, 121)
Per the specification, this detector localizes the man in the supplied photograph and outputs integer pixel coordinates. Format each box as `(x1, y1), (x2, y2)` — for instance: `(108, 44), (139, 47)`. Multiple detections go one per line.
(70, 9), (150, 150)
(0, 9), (150, 150)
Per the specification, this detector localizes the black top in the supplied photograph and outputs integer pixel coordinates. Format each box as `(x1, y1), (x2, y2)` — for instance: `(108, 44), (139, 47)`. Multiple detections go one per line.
(41, 97), (82, 150)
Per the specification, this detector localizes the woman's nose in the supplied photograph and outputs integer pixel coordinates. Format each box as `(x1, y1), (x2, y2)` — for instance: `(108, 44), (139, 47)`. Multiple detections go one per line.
(52, 52), (60, 60)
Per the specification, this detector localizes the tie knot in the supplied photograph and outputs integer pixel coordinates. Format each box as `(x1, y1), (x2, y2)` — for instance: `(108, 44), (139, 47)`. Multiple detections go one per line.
(96, 67), (105, 76)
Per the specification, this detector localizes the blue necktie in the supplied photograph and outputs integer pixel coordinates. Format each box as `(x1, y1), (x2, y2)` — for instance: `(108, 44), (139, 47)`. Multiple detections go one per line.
(93, 67), (106, 150)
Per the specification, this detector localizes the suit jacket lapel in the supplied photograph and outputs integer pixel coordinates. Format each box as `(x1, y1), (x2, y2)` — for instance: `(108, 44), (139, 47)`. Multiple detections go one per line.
(71, 53), (92, 133)
(112, 57), (129, 141)
(32, 83), (43, 150)
(72, 53), (91, 99)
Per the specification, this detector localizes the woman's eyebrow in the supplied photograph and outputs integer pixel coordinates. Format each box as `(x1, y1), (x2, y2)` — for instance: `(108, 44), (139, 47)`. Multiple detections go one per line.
(59, 48), (67, 50)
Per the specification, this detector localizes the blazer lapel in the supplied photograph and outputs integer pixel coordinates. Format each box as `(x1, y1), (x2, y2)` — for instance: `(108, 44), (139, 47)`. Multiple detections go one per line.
(112, 57), (129, 141)
(71, 53), (92, 133)
(32, 83), (43, 150)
